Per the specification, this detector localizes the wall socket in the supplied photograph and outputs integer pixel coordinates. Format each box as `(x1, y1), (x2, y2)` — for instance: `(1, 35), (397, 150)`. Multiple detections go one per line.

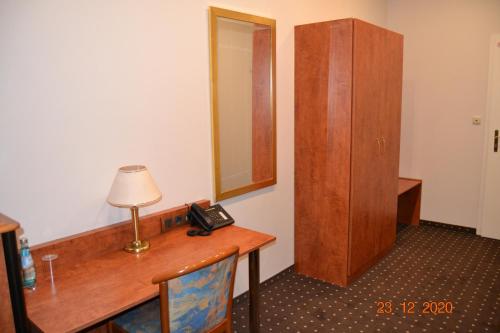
(161, 213), (189, 232)
(156, 200), (209, 233)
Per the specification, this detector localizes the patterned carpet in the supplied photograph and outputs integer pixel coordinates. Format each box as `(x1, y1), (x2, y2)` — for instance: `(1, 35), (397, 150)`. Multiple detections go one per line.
(232, 223), (500, 332)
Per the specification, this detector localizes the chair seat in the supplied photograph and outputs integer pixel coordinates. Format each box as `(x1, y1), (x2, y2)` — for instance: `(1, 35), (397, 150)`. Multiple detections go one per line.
(113, 298), (162, 333)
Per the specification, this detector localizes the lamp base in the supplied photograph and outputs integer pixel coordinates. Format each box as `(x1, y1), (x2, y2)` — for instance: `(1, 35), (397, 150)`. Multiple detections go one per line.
(124, 240), (150, 254)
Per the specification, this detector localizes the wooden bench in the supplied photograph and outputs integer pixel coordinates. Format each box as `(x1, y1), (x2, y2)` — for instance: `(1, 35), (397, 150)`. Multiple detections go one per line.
(398, 178), (422, 225)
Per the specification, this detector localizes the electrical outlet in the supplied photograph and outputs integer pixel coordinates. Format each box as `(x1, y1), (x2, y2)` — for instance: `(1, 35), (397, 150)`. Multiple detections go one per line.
(158, 203), (205, 232)
(161, 217), (173, 233)
(472, 116), (481, 125)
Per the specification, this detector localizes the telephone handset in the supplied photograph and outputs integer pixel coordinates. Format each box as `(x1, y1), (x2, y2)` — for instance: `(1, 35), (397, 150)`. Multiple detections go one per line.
(188, 203), (234, 236)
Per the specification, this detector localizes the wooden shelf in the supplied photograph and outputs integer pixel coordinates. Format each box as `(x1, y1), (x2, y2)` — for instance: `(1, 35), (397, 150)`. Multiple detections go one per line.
(398, 177), (422, 225)
(398, 178), (422, 196)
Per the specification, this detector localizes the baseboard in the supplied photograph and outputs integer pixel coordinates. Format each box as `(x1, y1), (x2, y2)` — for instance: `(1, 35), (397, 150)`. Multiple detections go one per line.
(420, 220), (476, 234)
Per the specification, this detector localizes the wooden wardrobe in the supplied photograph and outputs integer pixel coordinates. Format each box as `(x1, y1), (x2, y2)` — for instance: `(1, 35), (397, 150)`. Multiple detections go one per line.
(294, 18), (403, 287)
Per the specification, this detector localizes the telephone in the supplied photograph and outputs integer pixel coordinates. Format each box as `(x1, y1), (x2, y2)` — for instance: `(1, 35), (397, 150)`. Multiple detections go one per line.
(188, 203), (234, 236)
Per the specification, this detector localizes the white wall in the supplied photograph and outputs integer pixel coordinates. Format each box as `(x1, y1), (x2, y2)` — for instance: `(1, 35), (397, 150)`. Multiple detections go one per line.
(0, 0), (387, 296)
(387, 0), (500, 228)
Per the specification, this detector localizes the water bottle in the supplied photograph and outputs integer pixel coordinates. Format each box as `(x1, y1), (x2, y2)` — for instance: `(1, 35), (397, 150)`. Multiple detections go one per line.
(20, 237), (36, 289)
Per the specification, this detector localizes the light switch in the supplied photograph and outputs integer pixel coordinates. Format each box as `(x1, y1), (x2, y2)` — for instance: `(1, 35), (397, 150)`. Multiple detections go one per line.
(472, 116), (481, 125)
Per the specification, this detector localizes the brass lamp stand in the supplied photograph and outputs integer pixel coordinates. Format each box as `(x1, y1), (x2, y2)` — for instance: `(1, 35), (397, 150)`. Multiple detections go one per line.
(125, 206), (150, 253)
(107, 165), (162, 254)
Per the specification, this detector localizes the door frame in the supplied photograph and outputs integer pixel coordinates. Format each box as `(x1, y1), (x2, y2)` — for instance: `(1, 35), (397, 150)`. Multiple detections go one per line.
(478, 34), (500, 236)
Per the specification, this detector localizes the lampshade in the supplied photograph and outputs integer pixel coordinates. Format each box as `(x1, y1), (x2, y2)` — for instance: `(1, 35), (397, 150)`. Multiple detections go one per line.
(107, 165), (162, 208)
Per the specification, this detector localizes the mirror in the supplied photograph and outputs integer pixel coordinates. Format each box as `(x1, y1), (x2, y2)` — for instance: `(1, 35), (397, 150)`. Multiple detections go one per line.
(209, 7), (276, 201)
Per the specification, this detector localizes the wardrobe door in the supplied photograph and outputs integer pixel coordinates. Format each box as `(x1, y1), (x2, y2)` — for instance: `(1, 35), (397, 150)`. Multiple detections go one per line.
(348, 19), (395, 277)
(378, 30), (404, 253)
(348, 20), (383, 277)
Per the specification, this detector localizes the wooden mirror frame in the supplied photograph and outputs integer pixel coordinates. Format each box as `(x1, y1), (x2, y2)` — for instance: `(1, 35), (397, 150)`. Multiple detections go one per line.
(209, 7), (277, 201)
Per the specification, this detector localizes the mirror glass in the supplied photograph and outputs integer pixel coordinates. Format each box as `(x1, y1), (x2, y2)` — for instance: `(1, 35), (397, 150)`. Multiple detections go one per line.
(209, 7), (276, 201)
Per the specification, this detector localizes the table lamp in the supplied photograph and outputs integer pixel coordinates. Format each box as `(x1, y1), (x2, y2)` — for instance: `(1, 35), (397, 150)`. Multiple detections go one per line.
(107, 165), (162, 253)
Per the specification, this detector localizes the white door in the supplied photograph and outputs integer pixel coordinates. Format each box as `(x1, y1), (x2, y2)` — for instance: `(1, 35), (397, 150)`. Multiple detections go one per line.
(480, 34), (500, 240)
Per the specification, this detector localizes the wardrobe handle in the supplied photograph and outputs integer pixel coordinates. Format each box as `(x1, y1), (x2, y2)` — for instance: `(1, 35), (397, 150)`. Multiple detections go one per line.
(495, 130), (498, 153)
(381, 137), (386, 154)
(376, 138), (381, 154)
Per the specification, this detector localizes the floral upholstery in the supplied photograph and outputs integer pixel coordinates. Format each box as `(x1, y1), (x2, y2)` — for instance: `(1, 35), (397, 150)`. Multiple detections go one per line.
(113, 254), (236, 333)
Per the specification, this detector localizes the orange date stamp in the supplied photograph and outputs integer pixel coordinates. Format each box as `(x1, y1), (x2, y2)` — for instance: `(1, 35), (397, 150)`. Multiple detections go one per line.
(376, 301), (454, 315)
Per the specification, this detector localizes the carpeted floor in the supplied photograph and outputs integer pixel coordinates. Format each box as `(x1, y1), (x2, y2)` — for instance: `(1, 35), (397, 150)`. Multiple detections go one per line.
(232, 223), (500, 332)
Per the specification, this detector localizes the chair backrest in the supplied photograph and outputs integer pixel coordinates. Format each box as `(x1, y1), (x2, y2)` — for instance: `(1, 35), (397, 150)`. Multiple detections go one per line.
(152, 245), (239, 333)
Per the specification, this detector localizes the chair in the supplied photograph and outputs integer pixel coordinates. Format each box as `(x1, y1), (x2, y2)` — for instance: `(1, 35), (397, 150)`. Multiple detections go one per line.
(110, 245), (239, 333)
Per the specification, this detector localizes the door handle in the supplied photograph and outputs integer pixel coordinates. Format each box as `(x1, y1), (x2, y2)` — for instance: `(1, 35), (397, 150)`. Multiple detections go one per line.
(495, 129), (499, 153)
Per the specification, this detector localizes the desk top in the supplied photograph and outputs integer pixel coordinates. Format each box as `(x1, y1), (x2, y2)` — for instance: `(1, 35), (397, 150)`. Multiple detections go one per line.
(398, 178), (422, 196)
(25, 225), (275, 333)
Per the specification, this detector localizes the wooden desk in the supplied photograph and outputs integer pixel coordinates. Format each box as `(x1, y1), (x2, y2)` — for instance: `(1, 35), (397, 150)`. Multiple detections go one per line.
(25, 224), (275, 333)
(398, 177), (422, 225)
